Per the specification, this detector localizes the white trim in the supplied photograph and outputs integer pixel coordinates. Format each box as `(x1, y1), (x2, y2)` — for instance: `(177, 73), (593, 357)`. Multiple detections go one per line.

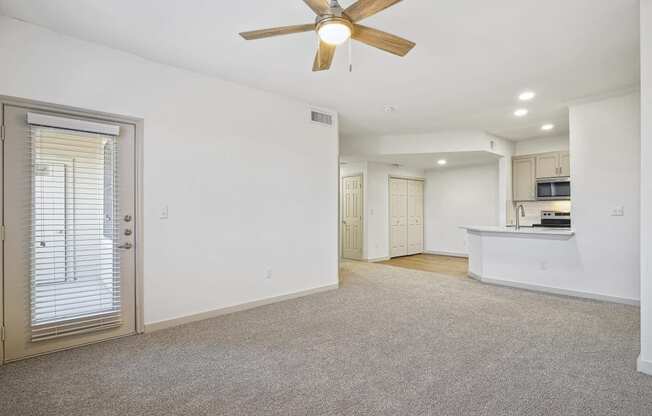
(144, 283), (340, 333)
(388, 174), (425, 181)
(366, 256), (390, 263)
(470, 272), (639, 306)
(638, 355), (652, 376)
(424, 250), (469, 258)
(468, 271), (482, 281)
(27, 112), (120, 136)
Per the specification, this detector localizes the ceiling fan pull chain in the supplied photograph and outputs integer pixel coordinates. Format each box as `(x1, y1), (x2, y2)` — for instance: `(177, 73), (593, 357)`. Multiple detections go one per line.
(348, 37), (353, 73)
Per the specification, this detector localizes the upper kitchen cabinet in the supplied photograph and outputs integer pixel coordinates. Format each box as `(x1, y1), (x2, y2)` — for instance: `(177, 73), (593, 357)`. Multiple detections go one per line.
(559, 151), (570, 177)
(536, 153), (559, 178)
(513, 156), (536, 201)
(535, 151), (570, 179)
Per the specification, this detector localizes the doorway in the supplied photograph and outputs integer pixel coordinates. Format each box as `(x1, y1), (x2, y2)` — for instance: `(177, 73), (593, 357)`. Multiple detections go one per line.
(1, 100), (143, 362)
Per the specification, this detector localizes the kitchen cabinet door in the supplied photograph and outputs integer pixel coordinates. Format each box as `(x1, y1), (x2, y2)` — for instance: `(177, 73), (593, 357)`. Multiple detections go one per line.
(513, 157), (536, 201)
(559, 151), (570, 177)
(536, 153), (560, 179)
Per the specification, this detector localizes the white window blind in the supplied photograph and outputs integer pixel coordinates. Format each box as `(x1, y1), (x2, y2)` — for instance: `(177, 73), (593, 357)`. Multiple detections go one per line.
(28, 118), (121, 342)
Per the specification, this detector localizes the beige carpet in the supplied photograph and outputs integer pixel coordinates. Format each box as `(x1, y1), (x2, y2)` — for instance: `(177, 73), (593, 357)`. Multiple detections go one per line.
(1, 260), (651, 415)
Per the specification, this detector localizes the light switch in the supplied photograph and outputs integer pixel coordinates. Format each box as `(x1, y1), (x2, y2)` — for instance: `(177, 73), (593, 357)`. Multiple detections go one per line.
(160, 205), (169, 219)
(611, 206), (624, 217)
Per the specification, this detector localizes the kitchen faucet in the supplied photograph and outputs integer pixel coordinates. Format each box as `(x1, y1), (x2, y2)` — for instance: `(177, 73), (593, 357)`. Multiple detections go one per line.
(515, 204), (525, 230)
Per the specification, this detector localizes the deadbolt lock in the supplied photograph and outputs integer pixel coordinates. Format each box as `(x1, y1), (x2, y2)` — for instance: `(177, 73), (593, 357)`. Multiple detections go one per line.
(124, 214), (132, 222)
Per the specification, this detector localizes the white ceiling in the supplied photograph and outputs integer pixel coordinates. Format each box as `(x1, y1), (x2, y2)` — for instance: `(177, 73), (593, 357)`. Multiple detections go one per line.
(0, 0), (640, 140)
(341, 151), (500, 170)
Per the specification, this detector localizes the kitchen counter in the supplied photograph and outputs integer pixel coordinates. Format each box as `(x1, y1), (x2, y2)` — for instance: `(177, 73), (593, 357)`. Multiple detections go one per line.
(459, 224), (630, 304)
(461, 225), (574, 237)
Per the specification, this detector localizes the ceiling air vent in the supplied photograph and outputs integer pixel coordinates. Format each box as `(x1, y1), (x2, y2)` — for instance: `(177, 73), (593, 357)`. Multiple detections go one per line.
(310, 110), (333, 126)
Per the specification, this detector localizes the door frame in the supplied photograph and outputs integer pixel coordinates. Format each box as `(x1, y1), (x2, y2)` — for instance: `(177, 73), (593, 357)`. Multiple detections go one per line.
(340, 173), (364, 260)
(387, 175), (425, 259)
(0, 95), (145, 364)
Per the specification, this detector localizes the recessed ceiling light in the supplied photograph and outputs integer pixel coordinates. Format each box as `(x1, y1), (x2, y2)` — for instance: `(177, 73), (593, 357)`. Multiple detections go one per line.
(541, 124), (555, 131)
(514, 108), (529, 117)
(519, 91), (536, 101)
(437, 159), (447, 166)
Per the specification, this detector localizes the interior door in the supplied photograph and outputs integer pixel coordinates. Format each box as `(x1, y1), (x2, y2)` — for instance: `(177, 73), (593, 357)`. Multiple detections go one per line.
(536, 153), (560, 179)
(389, 178), (408, 258)
(407, 180), (424, 255)
(3, 105), (137, 362)
(341, 175), (363, 260)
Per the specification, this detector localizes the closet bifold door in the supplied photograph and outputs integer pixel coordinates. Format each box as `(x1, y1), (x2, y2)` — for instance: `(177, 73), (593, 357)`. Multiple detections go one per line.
(407, 180), (424, 255)
(389, 178), (408, 257)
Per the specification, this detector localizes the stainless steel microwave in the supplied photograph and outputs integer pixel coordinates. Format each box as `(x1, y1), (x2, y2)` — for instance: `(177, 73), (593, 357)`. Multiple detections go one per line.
(536, 177), (571, 200)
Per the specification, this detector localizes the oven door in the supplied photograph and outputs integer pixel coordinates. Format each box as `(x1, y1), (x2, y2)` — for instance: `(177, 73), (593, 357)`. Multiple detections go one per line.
(536, 179), (571, 200)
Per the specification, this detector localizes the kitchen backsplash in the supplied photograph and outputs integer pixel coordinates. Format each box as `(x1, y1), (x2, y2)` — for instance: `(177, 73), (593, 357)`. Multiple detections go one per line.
(507, 200), (572, 226)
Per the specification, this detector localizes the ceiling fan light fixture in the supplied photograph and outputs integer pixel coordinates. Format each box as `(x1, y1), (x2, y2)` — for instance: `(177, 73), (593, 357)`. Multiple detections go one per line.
(317, 17), (352, 45)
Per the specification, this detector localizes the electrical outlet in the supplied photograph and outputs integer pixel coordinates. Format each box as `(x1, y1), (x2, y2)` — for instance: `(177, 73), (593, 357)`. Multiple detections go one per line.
(160, 205), (169, 219)
(265, 268), (272, 280)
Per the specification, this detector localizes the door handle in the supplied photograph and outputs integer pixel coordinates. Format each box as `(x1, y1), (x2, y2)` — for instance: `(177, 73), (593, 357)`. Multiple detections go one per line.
(118, 242), (133, 250)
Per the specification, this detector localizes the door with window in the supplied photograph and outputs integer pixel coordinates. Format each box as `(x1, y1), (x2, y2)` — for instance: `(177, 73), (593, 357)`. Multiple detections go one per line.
(3, 105), (137, 362)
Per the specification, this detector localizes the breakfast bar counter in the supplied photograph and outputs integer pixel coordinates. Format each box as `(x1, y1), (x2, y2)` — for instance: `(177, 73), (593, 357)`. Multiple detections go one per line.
(458, 225), (630, 303)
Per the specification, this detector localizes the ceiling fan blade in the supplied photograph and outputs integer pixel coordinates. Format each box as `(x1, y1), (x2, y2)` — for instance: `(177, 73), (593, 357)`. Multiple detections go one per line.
(303, 0), (332, 15)
(239, 24), (315, 40)
(352, 24), (415, 56)
(313, 41), (336, 71)
(345, 0), (403, 22)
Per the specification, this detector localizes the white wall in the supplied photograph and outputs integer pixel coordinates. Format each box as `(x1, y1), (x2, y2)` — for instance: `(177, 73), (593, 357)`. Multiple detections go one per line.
(425, 163), (499, 256)
(569, 92), (641, 303)
(639, 0), (652, 375)
(514, 135), (570, 156)
(0, 16), (339, 326)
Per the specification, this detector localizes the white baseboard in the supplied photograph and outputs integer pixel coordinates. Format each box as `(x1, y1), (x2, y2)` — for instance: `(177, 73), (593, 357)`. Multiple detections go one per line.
(638, 355), (652, 376)
(424, 250), (468, 258)
(468, 271), (482, 281)
(471, 273), (639, 306)
(145, 283), (339, 333)
(366, 257), (390, 263)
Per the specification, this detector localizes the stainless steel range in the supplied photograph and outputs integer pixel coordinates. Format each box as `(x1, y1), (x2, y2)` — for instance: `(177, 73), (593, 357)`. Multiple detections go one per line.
(533, 211), (571, 228)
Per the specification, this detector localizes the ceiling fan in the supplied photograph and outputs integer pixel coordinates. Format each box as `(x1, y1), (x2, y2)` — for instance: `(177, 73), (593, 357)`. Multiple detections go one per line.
(239, 0), (415, 71)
